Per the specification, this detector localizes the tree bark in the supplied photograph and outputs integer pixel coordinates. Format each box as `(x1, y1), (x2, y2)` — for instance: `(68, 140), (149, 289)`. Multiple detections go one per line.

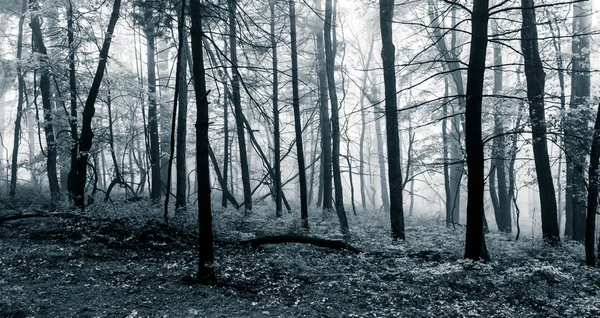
(190, 0), (215, 281)
(324, 0), (348, 235)
(228, 0), (252, 212)
(289, 0), (309, 231)
(379, 0), (405, 240)
(520, 0), (560, 245)
(464, 0), (490, 261)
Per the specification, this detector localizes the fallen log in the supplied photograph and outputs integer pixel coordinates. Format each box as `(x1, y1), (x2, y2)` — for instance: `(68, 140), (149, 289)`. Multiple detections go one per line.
(0, 211), (91, 226)
(219, 234), (362, 253)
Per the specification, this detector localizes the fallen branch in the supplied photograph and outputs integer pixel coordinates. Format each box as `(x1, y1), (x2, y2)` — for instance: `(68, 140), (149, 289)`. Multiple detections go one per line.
(0, 211), (91, 225)
(219, 234), (362, 253)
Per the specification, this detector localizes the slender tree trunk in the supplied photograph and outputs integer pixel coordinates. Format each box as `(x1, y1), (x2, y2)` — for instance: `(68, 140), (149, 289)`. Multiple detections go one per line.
(289, 0), (309, 230)
(144, 16), (162, 202)
(520, 0), (560, 245)
(566, 1), (592, 242)
(324, 0), (348, 234)
(368, 90), (390, 212)
(68, 0), (121, 209)
(463, 0), (490, 261)
(314, 7), (332, 211)
(428, 0), (462, 224)
(585, 103), (600, 266)
(165, 0), (186, 222)
(271, 0), (282, 217)
(379, 0), (404, 240)
(30, 0), (60, 202)
(190, 0), (215, 281)
(176, 6), (189, 211)
(547, 11), (567, 235)
(9, 0), (27, 198)
(228, 0), (252, 212)
(443, 78), (452, 226)
(359, 39), (374, 212)
(491, 21), (511, 233)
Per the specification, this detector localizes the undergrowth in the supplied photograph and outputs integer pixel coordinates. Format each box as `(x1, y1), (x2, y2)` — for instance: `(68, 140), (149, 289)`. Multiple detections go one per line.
(1, 200), (599, 317)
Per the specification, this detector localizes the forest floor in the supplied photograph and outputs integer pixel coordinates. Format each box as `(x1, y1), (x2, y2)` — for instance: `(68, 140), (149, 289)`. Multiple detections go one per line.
(1, 202), (600, 318)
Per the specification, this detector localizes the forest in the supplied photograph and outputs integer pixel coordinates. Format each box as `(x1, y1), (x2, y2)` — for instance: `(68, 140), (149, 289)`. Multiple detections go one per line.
(0, 0), (599, 316)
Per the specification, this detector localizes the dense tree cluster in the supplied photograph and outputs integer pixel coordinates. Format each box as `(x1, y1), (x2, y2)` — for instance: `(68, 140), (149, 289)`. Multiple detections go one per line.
(0, 0), (598, 279)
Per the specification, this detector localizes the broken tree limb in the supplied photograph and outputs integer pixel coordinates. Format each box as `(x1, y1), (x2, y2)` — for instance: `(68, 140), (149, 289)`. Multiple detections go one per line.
(208, 144), (241, 209)
(219, 234), (362, 253)
(0, 211), (92, 226)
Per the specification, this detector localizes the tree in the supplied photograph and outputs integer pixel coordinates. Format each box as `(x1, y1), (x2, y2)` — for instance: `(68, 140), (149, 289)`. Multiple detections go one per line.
(140, 2), (162, 203)
(585, 103), (600, 266)
(428, 0), (463, 225)
(189, 0), (215, 281)
(175, 2), (189, 211)
(520, 0), (560, 245)
(9, 0), (27, 199)
(271, 0), (282, 217)
(324, 0), (348, 235)
(289, 0), (309, 231)
(314, 0), (332, 211)
(228, 0), (252, 213)
(68, 0), (122, 209)
(30, 0), (60, 202)
(379, 0), (405, 240)
(463, 0), (490, 261)
(565, 0), (592, 242)
(489, 18), (511, 233)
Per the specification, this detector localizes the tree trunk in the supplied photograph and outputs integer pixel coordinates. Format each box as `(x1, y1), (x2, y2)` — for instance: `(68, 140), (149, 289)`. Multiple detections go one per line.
(463, 0), (490, 261)
(565, 1), (592, 242)
(314, 2), (332, 211)
(585, 103), (600, 266)
(358, 38), (374, 212)
(379, 0), (405, 240)
(30, 0), (60, 202)
(190, 0), (215, 281)
(271, 0), (282, 217)
(324, 0), (348, 235)
(371, 90), (390, 212)
(428, 0), (463, 224)
(491, 21), (511, 233)
(520, 0), (560, 245)
(144, 15), (162, 203)
(9, 0), (27, 198)
(547, 11), (567, 236)
(289, 0), (309, 231)
(228, 0), (252, 212)
(176, 6), (189, 211)
(442, 78), (452, 226)
(68, 0), (121, 209)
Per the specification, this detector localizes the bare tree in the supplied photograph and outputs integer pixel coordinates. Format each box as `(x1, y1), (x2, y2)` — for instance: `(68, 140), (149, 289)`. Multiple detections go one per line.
(379, 0), (405, 240)
(464, 0), (490, 261)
